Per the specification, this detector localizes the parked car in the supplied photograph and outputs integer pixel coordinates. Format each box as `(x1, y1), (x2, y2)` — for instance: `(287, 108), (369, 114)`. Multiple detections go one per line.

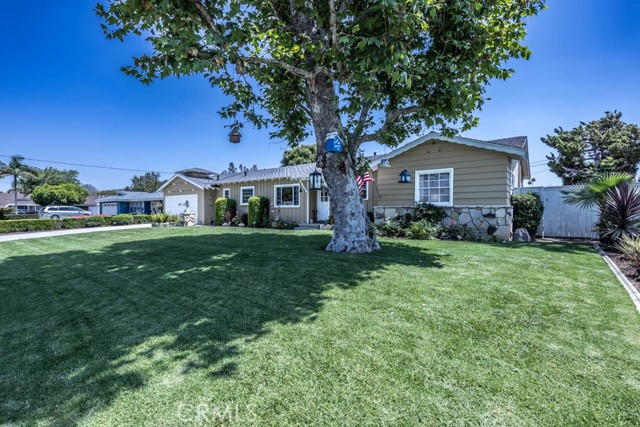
(39, 206), (92, 219)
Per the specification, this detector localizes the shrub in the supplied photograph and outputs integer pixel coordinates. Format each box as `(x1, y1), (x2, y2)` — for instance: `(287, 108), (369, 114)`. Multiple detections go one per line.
(31, 183), (89, 206)
(110, 214), (134, 225)
(0, 219), (60, 233)
(131, 215), (153, 224)
(248, 196), (269, 228)
(215, 198), (236, 226)
(83, 216), (112, 227)
(272, 219), (298, 229)
(405, 219), (443, 240)
(376, 218), (407, 238)
(150, 213), (170, 223)
(441, 223), (479, 241)
(512, 192), (544, 237)
(413, 203), (446, 224)
(597, 182), (640, 242)
(240, 213), (249, 226)
(616, 235), (640, 274)
(1, 214), (39, 221)
(168, 214), (180, 223)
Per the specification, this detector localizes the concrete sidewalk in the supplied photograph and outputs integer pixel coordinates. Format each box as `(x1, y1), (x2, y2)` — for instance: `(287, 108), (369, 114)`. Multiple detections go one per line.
(0, 224), (152, 242)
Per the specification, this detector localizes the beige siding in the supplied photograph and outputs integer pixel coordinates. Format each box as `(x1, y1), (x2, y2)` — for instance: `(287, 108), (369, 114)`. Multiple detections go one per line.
(163, 178), (208, 224)
(373, 140), (512, 207)
(215, 178), (310, 223)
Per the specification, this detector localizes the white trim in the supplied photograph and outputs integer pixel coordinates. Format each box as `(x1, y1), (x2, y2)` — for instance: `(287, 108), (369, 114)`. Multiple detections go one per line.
(274, 183), (301, 208)
(594, 244), (640, 313)
(370, 132), (528, 170)
(223, 188), (231, 199)
(414, 168), (454, 207)
(240, 186), (254, 205)
(158, 174), (205, 191)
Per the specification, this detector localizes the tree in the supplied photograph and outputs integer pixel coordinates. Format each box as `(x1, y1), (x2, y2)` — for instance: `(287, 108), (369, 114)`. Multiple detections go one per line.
(282, 145), (317, 166)
(31, 183), (90, 206)
(0, 155), (36, 212)
(83, 183), (99, 195)
(543, 111), (640, 185)
(18, 167), (81, 195)
(98, 0), (545, 253)
(126, 172), (166, 192)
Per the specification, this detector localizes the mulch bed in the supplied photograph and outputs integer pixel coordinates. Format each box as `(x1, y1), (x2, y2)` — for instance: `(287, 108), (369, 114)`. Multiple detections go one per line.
(601, 244), (640, 293)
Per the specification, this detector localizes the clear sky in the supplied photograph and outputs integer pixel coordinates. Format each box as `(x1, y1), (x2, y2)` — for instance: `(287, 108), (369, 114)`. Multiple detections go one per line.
(1, 1), (639, 191)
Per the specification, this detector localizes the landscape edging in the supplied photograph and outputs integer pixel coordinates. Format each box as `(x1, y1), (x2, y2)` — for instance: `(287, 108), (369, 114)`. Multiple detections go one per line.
(594, 243), (640, 313)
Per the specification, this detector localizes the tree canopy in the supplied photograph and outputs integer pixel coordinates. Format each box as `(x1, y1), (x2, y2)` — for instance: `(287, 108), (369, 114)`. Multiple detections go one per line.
(31, 184), (90, 207)
(18, 167), (81, 195)
(126, 172), (166, 192)
(98, 0), (545, 253)
(0, 155), (36, 211)
(543, 111), (640, 185)
(282, 144), (316, 166)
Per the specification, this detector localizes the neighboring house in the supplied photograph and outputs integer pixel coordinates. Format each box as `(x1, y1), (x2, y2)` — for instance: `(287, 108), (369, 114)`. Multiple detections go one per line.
(0, 193), (100, 214)
(97, 191), (164, 215)
(159, 132), (529, 239)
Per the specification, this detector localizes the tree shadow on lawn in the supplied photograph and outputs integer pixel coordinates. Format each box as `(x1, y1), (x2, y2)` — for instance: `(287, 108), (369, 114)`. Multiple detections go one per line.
(0, 231), (443, 425)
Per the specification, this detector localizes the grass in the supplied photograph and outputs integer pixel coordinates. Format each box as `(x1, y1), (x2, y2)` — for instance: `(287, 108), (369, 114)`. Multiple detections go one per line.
(1, 227), (639, 426)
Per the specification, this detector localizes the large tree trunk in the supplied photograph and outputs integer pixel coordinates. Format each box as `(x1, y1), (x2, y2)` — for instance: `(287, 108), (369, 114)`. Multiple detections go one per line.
(306, 75), (380, 253)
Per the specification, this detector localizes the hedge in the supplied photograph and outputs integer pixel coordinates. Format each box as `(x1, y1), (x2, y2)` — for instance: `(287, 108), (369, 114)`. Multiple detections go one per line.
(0, 215), (156, 234)
(0, 214), (39, 221)
(215, 198), (236, 226)
(511, 192), (544, 237)
(248, 196), (269, 228)
(0, 219), (60, 233)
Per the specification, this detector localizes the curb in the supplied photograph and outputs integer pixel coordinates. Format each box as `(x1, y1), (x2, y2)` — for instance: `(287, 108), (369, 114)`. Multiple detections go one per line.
(594, 243), (640, 313)
(0, 224), (152, 242)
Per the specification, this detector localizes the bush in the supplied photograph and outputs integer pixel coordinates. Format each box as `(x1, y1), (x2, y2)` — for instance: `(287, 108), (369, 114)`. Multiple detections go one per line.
(0, 219), (60, 233)
(150, 213), (170, 223)
(83, 216), (112, 227)
(512, 192), (544, 237)
(31, 183), (89, 206)
(598, 182), (640, 242)
(405, 219), (443, 240)
(376, 218), (407, 238)
(413, 203), (446, 224)
(272, 219), (298, 229)
(131, 215), (153, 224)
(1, 214), (39, 221)
(110, 214), (134, 225)
(248, 196), (270, 228)
(215, 198), (236, 226)
(168, 214), (180, 223)
(441, 223), (479, 241)
(616, 235), (640, 274)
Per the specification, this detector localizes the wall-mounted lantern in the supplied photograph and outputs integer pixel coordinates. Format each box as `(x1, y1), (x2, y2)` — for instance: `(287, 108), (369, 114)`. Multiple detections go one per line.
(399, 169), (411, 184)
(228, 125), (242, 143)
(309, 170), (322, 190)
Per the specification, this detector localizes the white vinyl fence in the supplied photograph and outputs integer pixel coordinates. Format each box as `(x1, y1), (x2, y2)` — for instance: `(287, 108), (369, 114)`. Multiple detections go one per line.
(514, 186), (599, 239)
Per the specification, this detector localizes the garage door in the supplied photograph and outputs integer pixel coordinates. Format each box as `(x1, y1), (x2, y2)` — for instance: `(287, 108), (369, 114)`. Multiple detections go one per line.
(101, 202), (118, 216)
(165, 194), (198, 224)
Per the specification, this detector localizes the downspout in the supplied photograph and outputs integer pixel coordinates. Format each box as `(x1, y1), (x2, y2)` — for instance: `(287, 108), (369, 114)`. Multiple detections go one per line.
(299, 179), (309, 224)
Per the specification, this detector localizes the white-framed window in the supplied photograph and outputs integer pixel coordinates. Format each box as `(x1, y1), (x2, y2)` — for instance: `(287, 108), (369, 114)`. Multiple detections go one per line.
(223, 188), (231, 198)
(320, 186), (330, 202)
(274, 184), (300, 208)
(240, 186), (254, 205)
(129, 201), (145, 214)
(360, 182), (369, 200)
(415, 168), (453, 206)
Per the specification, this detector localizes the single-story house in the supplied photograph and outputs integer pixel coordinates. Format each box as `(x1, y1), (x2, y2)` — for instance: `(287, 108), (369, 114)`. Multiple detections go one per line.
(97, 191), (164, 215)
(0, 193), (100, 215)
(159, 132), (529, 239)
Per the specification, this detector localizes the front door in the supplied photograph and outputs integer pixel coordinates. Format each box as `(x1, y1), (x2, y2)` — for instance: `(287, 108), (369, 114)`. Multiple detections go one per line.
(317, 186), (330, 221)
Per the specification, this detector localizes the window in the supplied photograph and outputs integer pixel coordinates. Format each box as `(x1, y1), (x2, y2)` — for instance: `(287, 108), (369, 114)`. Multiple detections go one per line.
(415, 168), (453, 206)
(320, 186), (329, 202)
(240, 186), (254, 205)
(275, 184), (300, 208)
(223, 188), (231, 199)
(129, 201), (145, 214)
(360, 182), (369, 200)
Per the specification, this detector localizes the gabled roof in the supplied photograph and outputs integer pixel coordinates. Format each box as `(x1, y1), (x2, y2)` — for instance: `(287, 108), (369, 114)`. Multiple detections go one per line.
(211, 163), (319, 185)
(96, 191), (163, 203)
(158, 173), (217, 191)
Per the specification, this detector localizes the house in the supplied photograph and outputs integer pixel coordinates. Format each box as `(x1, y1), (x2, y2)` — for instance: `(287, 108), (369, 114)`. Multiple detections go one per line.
(159, 132), (529, 239)
(97, 191), (164, 215)
(0, 193), (100, 215)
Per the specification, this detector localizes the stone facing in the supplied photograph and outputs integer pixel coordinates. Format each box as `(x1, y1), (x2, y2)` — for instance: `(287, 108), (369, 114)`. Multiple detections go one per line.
(373, 205), (514, 241)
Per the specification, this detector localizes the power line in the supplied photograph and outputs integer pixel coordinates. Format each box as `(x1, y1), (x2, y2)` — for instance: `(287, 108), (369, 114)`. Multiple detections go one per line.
(0, 155), (174, 175)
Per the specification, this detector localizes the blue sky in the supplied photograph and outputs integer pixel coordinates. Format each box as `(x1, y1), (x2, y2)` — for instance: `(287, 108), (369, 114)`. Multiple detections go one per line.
(1, 1), (639, 191)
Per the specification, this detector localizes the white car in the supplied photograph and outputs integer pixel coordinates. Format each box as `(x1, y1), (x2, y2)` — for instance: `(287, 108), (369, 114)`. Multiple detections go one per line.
(39, 206), (92, 219)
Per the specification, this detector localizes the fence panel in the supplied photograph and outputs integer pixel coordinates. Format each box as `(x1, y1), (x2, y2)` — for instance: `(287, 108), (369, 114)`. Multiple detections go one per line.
(515, 186), (598, 239)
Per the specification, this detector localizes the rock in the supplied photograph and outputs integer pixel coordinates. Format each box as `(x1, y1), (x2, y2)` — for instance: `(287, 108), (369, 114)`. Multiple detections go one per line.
(495, 208), (506, 218)
(482, 207), (491, 215)
(239, 223), (246, 227)
(470, 209), (483, 220)
(222, 222), (230, 227)
(458, 212), (471, 225)
(514, 228), (531, 242)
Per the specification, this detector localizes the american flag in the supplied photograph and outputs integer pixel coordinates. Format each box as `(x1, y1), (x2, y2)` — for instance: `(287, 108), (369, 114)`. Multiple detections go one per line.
(356, 172), (373, 192)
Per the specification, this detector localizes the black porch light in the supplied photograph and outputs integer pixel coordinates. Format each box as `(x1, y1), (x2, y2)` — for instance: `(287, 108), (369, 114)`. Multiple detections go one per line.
(309, 170), (322, 190)
(399, 169), (411, 184)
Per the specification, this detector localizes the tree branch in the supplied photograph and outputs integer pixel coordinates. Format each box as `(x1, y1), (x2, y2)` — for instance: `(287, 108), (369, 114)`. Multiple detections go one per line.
(328, 0), (338, 46)
(360, 105), (420, 143)
(189, 0), (219, 35)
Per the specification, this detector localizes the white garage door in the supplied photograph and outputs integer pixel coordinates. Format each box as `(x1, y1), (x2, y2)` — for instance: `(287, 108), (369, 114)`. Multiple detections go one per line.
(101, 202), (118, 216)
(165, 194), (198, 224)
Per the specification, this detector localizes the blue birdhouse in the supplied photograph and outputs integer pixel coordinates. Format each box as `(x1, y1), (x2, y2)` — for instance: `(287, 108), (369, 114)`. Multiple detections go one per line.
(325, 132), (343, 153)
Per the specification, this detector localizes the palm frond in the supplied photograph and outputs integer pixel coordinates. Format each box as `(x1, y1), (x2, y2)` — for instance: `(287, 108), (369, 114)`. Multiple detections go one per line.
(562, 172), (634, 209)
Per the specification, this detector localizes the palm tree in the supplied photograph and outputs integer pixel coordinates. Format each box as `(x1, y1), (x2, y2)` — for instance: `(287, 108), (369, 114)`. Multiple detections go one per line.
(0, 155), (36, 212)
(562, 172), (634, 209)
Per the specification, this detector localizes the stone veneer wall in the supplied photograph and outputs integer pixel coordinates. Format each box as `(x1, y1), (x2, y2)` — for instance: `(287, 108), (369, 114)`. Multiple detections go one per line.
(373, 205), (514, 241)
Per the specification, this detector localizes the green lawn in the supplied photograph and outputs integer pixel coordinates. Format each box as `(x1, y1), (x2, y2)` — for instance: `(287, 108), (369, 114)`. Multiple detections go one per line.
(1, 228), (639, 426)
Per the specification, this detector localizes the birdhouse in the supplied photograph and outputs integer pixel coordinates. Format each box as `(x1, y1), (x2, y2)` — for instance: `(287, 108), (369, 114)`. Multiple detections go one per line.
(325, 132), (343, 153)
(399, 169), (411, 184)
(228, 126), (242, 143)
